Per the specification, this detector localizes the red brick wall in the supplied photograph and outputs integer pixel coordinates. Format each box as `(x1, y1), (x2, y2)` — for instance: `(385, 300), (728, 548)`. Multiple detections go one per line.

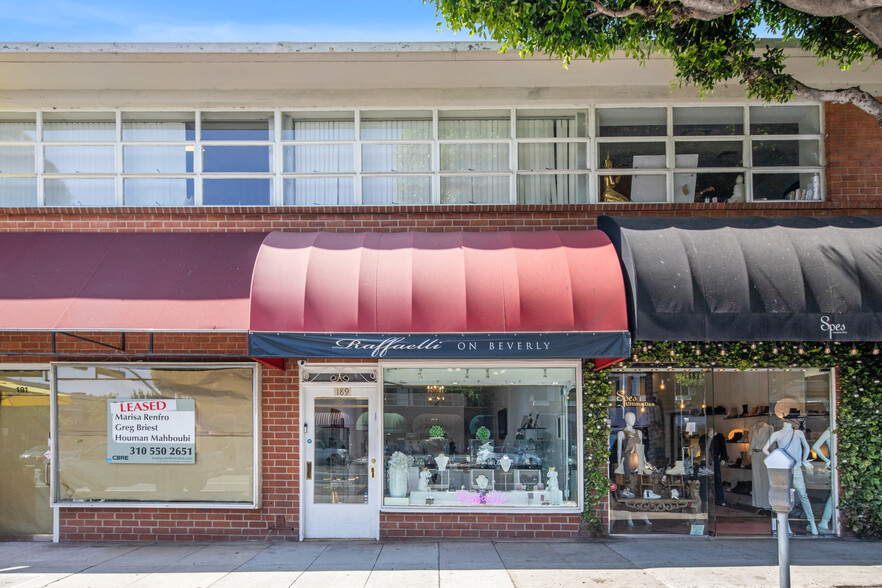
(0, 200), (879, 236)
(826, 102), (882, 203)
(380, 512), (582, 539)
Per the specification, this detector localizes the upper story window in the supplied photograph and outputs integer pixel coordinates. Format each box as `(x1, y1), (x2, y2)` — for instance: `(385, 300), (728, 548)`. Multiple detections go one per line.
(0, 105), (823, 207)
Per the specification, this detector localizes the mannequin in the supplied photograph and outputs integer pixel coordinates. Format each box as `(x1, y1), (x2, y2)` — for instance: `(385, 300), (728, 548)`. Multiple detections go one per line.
(811, 429), (835, 532)
(763, 422), (818, 535)
(749, 420), (774, 510)
(547, 468), (562, 505)
(615, 411), (647, 476)
(700, 426), (728, 507)
(434, 453), (449, 472)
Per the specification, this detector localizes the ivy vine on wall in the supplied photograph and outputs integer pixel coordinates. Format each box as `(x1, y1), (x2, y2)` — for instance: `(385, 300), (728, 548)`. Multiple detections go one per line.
(582, 341), (882, 539)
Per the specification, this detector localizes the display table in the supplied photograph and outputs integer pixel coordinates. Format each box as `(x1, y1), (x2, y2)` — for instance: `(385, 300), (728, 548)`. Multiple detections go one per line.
(402, 489), (566, 507)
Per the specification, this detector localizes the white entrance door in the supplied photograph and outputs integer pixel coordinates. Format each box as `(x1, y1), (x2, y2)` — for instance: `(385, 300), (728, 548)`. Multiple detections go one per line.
(302, 383), (380, 539)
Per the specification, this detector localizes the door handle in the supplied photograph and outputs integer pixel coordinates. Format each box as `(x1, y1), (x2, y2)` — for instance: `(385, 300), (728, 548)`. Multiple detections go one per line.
(306, 461), (313, 481)
(44, 462), (50, 486)
(370, 466), (376, 480)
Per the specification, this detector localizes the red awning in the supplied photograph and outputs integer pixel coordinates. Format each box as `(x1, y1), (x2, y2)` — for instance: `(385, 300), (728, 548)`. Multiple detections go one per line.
(250, 231), (627, 334)
(0, 233), (265, 331)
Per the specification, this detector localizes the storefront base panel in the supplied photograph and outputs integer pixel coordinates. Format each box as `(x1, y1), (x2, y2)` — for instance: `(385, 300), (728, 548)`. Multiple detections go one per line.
(59, 509), (300, 542)
(380, 512), (583, 540)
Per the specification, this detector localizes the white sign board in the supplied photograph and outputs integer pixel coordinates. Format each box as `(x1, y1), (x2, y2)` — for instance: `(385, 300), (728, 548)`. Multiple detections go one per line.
(106, 399), (196, 464)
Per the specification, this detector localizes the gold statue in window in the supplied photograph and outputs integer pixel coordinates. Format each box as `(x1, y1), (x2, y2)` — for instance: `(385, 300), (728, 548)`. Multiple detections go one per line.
(601, 153), (629, 202)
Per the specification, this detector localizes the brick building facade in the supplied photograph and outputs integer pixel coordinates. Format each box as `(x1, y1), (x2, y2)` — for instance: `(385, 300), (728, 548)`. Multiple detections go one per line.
(0, 43), (880, 541)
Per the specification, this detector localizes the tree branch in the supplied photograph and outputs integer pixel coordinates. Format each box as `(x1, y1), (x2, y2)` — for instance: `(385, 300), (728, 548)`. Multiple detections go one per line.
(743, 60), (882, 124)
(590, 2), (654, 19)
(792, 81), (882, 124)
(845, 8), (882, 47)
(779, 1), (882, 18)
(677, 0), (755, 18)
(590, 1), (754, 23)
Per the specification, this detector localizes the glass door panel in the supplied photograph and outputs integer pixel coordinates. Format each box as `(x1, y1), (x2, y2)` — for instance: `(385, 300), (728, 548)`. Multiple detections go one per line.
(710, 370), (773, 535)
(0, 369), (52, 537)
(313, 397), (369, 505)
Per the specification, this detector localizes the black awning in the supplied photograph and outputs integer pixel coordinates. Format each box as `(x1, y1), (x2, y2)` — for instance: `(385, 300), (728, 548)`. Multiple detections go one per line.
(598, 215), (882, 342)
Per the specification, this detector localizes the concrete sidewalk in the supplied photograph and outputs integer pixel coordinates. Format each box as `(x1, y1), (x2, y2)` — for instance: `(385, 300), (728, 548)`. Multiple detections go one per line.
(0, 538), (880, 588)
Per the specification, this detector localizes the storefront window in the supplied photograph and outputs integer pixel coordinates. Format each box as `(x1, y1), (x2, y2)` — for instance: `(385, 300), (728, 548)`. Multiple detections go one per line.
(382, 366), (579, 509)
(53, 364), (258, 506)
(609, 368), (835, 536)
(608, 371), (712, 534)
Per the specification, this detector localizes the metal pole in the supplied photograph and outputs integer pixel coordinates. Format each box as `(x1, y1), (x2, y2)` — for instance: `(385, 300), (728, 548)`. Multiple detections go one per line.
(777, 512), (791, 588)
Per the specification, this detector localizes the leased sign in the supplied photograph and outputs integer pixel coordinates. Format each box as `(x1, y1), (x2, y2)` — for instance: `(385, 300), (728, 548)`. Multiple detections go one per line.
(107, 399), (196, 464)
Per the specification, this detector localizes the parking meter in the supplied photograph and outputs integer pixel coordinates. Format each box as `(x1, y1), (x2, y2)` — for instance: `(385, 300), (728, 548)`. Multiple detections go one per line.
(765, 449), (795, 512)
(764, 448), (796, 588)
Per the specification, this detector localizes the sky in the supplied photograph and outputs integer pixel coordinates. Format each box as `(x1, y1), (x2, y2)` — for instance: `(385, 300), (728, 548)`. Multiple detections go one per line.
(0, 0), (466, 43)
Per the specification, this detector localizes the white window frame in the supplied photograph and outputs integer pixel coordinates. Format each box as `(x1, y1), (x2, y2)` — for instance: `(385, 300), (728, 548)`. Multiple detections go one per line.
(49, 362), (262, 509)
(0, 103), (825, 207)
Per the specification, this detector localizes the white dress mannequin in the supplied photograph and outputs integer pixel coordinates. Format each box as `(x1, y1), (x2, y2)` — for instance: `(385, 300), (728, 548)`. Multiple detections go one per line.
(616, 411), (647, 475)
(763, 422), (818, 535)
(811, 429), (835, 532)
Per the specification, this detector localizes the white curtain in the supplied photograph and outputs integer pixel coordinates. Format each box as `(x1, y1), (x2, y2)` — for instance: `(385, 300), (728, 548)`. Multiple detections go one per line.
(285, 120), (355, 205)
(121, 122), (190, 205)
(0, 178), (37, 206)
(43, 120), (114, 141)
(517, 118), (583, 204)
(437, 118), (510, 204)
(363, 176), (431, 205)
(44, 178), (115, 206)
(285, 177), (354, 206)
(0, 121), (36, 141)
(360, 119), (431, 205)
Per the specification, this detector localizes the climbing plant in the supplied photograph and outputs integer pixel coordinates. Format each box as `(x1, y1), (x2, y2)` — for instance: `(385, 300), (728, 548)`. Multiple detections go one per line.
(582, 341), (882, 538)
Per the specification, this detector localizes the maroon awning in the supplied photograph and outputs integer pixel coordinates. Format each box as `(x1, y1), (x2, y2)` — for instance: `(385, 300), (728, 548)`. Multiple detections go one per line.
(0, 233), (265, 331)
(250, 231), (628, 334)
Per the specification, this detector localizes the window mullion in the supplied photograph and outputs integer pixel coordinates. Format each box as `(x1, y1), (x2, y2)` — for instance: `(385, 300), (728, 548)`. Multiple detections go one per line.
(115, 111), (123, 206)
(355, 109), (362, 206)
(194, 110), (203, 206)
(35, 110), (44, 206)
(274, 109), (283, 206)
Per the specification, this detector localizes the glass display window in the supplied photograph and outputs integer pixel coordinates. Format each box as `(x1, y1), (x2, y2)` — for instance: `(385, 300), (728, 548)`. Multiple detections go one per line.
(52, 363), (259, 507)
(608, 371), (712, 535)
(381, 365), (580, 509)
(609, 368), (836, 536)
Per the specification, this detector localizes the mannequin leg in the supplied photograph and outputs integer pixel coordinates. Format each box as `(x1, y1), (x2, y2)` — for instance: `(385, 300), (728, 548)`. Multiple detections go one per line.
(792, 467), (818, 535)
(818, 494), (834, 531)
